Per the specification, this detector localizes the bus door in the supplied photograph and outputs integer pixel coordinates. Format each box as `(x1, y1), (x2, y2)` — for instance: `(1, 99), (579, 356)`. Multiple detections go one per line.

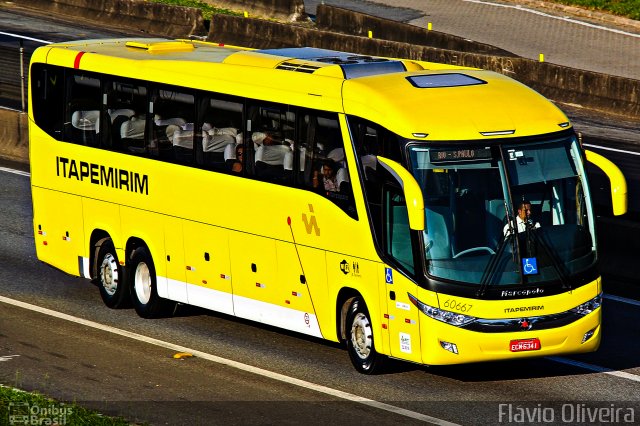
(381, 185), (423, 363)
(183, 222), (233, 316)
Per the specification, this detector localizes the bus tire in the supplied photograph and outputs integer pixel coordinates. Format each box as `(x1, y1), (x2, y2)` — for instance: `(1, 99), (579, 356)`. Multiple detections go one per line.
(130, 246), (174, 318)
(96, 239), (129, 309)
(346, 297), (385, 374)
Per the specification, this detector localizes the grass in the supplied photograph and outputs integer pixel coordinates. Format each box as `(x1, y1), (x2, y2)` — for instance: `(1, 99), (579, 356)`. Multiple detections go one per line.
(147, 0), (242, 20)
(537, 0), (640, 20)
(0, 385), (132, 426)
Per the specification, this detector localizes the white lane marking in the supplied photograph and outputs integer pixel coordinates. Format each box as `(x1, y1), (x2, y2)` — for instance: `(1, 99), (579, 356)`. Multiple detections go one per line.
(0, 355), (20, 362)
(462, 0), (640, 38)
(0, 295), (458, 426)
(548, 357), (640, 383)
(583, 143), (640, 157)
(0, 166), (30, 177)
(0, 31), (52, 44)
(604, 293), (640, 307)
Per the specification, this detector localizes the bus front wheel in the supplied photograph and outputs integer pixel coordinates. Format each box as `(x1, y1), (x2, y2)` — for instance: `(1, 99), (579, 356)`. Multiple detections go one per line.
(130, 247), (174, 318)
(96, 239), (129, 309)
(346, 297), (385, 374)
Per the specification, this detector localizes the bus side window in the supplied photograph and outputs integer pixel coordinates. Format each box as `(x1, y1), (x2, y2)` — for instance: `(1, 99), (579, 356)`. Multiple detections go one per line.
(349, 116), (409, 247)
(246, 102), (295, 185)
(299, 111), (356, 219)
(197, 96), (243, 172)
(31, 64), (64, 140)
(348, 117), (380, 205)
(65, 72), (101, 147)
(151, 87), (195, 164)
(105, 80), (147, 153)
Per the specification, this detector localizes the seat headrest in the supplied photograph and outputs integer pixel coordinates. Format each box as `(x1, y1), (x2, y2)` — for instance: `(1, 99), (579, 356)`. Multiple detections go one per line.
(120, 117), (146, 139)
(71, 110), (100, 131)
(327, 147), (345, 163)
(361, 154), (377, 170)
(283, 151), (294, 171)
(336, 167), (350, 186)
(108, 108), (135, 121)
(256, 144), (290, 166)
(166, 124), (180, 141)
(154, 117), (187, 127)
(172, 128), (194, 149)
(224, 143), (237, 161)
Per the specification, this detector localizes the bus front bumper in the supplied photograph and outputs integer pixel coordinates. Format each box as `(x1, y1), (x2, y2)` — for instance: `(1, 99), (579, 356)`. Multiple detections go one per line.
(420, 309), (601, 365)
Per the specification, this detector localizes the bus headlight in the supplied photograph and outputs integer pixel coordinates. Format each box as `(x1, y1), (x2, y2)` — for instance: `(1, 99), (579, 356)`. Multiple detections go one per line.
(408, 293), (476, 327)
(571, 293), (602, 316)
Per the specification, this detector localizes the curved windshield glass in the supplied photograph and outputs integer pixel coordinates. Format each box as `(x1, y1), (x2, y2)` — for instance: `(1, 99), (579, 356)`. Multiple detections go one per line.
(408, 136), (595, 288)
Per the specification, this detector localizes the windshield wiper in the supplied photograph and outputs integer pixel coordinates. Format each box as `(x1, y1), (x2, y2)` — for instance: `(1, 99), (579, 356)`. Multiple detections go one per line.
(477, 198), (519, 297)
(528, 227), (572, 290)
(477, 234), (512, 297)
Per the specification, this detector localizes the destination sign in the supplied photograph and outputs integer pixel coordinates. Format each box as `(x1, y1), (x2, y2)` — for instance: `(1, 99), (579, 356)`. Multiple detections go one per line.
(430, 147), (492, 163)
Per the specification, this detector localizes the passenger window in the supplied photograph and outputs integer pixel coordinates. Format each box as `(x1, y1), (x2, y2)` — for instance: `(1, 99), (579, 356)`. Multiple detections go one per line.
(299, 111), (356, 219)
(31, 64), (64, 140)
(384, 186), (415, 273)
(198, 96), (243, 172)
(105, 80), (147, 153)
(151, 88), (195, 164)
(349, 116), (409, 248)
(246, 102), (295, 185)
(65, 72), (101, 146)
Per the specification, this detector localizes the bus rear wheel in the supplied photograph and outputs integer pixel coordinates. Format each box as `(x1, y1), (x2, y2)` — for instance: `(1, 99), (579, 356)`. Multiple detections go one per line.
(130, 246), (174, 318)
(96, 239), (129, 308)
(346, 297), (385, 374)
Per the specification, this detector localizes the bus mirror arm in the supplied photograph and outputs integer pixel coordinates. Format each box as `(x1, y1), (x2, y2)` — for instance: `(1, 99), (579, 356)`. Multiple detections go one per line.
(585, 150), (627, 216)
(377, 156), (425, 231)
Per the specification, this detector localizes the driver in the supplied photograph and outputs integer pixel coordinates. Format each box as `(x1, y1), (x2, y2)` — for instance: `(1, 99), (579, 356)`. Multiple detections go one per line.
(503, 201), (540, 236)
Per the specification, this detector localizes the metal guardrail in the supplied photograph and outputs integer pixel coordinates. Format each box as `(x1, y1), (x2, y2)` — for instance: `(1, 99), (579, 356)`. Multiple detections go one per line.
(0, 35), (47, 112)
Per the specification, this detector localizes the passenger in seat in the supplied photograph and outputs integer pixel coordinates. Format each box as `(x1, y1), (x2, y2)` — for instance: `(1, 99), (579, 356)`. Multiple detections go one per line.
(231, 144), (244, 174)
(503, 200), (541, 236)
(313, 159), (339, 192)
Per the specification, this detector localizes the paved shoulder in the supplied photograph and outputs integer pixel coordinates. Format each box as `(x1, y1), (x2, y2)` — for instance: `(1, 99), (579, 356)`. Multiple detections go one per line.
(314, 0), (640, 79)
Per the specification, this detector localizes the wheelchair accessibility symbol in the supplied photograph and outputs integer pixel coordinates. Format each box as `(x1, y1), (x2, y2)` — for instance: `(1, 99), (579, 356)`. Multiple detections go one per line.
(522, 257), (538, 275)
(385, 267), (393, 284)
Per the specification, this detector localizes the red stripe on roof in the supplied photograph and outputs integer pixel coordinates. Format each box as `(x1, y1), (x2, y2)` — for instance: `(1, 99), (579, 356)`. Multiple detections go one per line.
(73, 51), (86, 69)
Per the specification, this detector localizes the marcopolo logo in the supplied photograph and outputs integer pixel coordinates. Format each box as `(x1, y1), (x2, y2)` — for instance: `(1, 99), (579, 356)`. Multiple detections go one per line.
(501, 288), (544, 298)
(8, 402), (74, 425)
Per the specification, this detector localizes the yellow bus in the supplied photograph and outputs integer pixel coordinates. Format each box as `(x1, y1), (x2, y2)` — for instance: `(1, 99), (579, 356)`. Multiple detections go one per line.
(28, 38), (627, 373)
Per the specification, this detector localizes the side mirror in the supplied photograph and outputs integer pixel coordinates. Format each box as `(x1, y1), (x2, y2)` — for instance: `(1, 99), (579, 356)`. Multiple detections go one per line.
(585, 150), (627, 216)
(377, 156), (425, 230)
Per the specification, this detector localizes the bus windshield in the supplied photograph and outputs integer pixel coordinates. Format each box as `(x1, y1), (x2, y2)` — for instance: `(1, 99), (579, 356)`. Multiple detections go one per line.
(408, 136), (596, 289)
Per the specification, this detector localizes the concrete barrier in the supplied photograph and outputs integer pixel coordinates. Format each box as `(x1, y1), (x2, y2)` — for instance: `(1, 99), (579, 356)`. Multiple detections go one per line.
(0, 109), (28, 164)
(17, 0), (207, 38)
(315, 4), (514, 56)
(202, 0), (307, 22)
(207, 14), (640, 119)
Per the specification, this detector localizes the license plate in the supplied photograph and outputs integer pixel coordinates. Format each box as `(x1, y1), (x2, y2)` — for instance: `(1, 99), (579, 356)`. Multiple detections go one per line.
(510, 338), (541, 352)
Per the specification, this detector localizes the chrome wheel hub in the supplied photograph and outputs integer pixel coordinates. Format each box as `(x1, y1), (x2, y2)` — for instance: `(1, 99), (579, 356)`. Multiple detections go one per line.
(100, 253), (119, 296)
(134, 262), (152, 304)
(350, 312), (372, 360)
